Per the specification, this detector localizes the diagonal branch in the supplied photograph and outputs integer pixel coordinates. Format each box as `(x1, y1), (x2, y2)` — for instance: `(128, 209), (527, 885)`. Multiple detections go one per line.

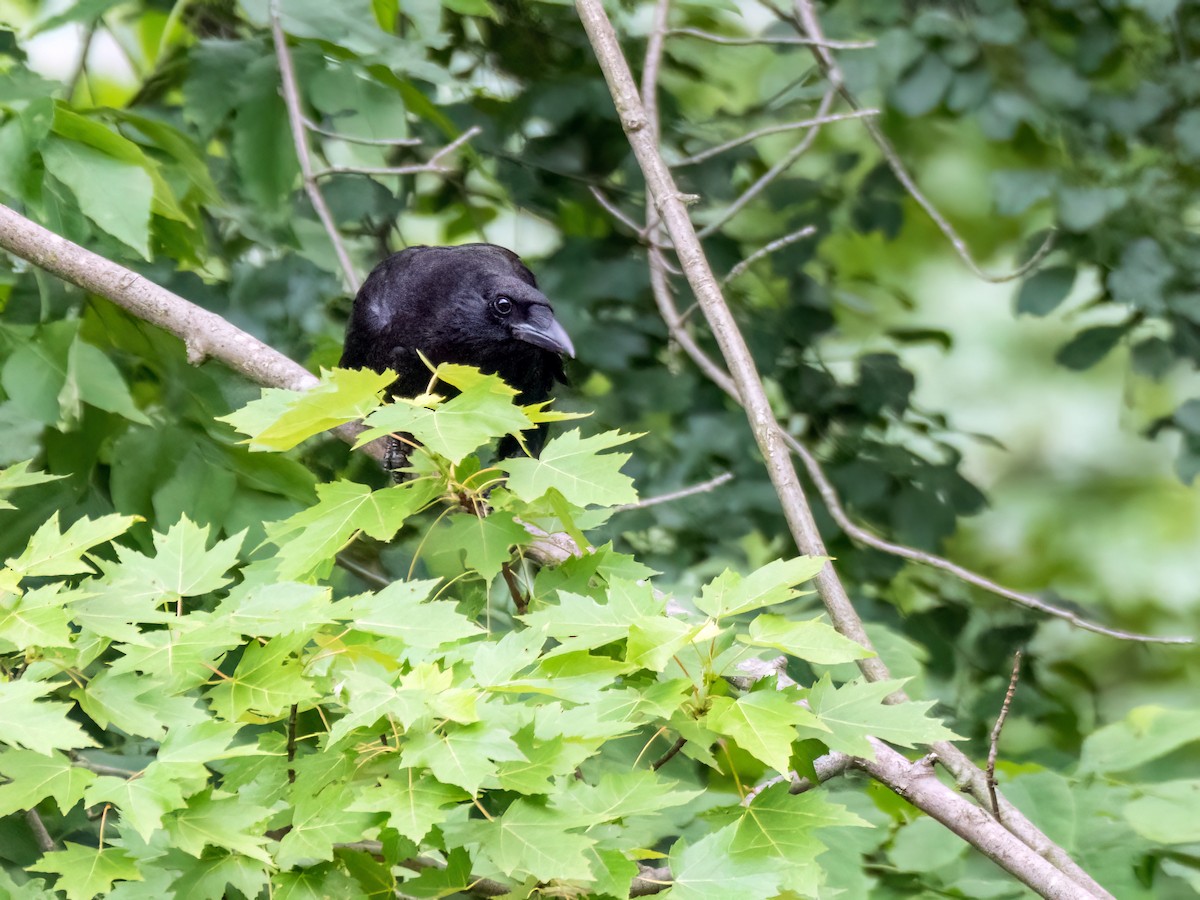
(574, 2), (1115, 896)
(270, 0), (360, 293)
(783, 0), (1053, 284)
(313, 126), (481, 179)
(666, 26), (874, 49)
(675, 109), (877, 167)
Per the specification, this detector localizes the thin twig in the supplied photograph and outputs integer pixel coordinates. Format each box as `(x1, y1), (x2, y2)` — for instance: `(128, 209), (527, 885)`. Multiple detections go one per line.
(589, 185), (651, 235)
(721, 226), (816, 285)
(782, 431), (1192, 645)
(25, 809), (56, 853)
(68, 20), (98, 101)
(788, 0), (1055, 284)
(696, 90), (836, 238)
(287, 703), (299, 784)
(500, 561), (528, 615)
(676, 109), (878, 167)
(630, 866), (672, 897)
(301, 116), (422, 146)
(617, 472), (733, 511)
(651, 736), (687, 771)
(270, 1), (360, 292)
(666, 26), (874, 49)
(335, 553), (392, 588)
(69, 755), (139, 778)
(314, 127), (481, 180)
(987, 650), (1023, 819)
(740, 751), (854, 804)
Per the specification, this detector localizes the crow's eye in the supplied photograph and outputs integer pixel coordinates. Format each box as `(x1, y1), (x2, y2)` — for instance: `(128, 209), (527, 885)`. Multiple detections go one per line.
(492, 296), (513, 316)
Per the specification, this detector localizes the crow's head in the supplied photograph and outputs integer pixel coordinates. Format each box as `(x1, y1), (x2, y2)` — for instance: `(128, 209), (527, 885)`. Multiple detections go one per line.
(349, 243), (573, 365)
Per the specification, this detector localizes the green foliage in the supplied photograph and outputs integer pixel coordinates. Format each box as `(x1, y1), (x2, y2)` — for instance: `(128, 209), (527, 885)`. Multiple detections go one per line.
(1, 0), (1199, 896)
(0, 375), (954, 896)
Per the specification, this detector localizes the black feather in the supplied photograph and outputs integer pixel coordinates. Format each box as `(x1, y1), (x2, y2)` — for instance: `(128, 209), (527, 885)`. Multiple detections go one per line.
(341, 243), (573, 467)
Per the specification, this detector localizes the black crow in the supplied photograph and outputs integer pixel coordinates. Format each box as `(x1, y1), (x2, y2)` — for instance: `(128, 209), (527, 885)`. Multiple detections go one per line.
(340, 243), (574, 468)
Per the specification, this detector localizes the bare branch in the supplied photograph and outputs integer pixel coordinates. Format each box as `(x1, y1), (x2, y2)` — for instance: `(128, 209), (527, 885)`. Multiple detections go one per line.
(617, 471), (733, 511)
(315, 162), (451, 179)
(68, 19), (98, 101)
(987, 650), (1023, 818)
(0, 205), (314, 391)
(25, 809), (56, 853)
(70, 754), (139, 778)
(788, 0), (1056, 284)
(856, 743), (1096, 900)
(782, 433), (1191, 643)
(696, 90), (836, 239)
(575, 3), (1117, 895)
(651, 736), (688, 771)
(589, 185), (649, 235)
(630, 866), (672, 897)
(302, 116), (423, 146)
(666, 26), (874, 49)
(742, 751), (854, 804)
(270, 1), (360, 293)
(675, 109), (878, 167)
(721, 225), (816, 286)
(314, 126), (482, 180)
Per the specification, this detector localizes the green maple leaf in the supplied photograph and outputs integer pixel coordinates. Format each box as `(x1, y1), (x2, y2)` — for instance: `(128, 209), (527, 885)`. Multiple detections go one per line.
(206, 633), (318, 722)
(502, 429), (640, 507)
(0, 749), (95, 816)
(358, 366), (533, 463)
(461, 798), (596, 882)
(6, 511), (139, 578)
(220, 367), (393, 451)
(331, 578), (482, 648)
(69, 575), (174, 643)
(522, 578), (661, 655)
(550, 770), (703, 826)
(107, 613), (240, 693)
(109, 517), (244, 599)
(84, 764), (189, 840)
(401, 721), (525, 795)
(165, 789), (274, 863)
(276, 785), (387, 869)
(806, 674), (961, 757)
(668, 826), (782, 900)
(739, 614), (874, 665)
(0, 460), (62, 510)
(73, 670), (192, 738)
(0, 679), (97, 754)
(695, 556), (826, 619)
(0, 582), (73, 651)
(437, 510), (530, 581)
(510, 650), (634, 701)
(265, 479), (439, 579)
(348, 768), (468, 843)
(626, 616), (705, 672)
(728, 783), (870, 861)
(707, 690), (829, 774)
(30, 843), (142, 900)
(215, 581), (334, 638)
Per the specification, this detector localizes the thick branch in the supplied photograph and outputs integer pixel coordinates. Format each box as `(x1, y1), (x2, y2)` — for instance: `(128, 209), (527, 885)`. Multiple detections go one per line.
(857, 744), (1094, 900)
(574, 4), (1114, 897)
(577, 0), (887, 679)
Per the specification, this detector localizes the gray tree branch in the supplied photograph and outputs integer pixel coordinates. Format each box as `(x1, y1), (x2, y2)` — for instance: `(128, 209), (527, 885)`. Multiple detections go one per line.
(574, 1), (1114, 896)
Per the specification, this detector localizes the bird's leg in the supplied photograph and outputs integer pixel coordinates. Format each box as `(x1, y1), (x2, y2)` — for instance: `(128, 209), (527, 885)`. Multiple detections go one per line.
(384, 434), (414, 483)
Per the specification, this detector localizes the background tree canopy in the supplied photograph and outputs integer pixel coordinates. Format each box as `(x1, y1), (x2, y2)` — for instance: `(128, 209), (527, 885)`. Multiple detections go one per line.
(0, 0), (1198, 897)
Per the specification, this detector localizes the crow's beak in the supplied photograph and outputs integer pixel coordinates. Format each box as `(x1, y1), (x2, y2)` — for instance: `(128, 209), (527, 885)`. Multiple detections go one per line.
(512, 306), (575, 358)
